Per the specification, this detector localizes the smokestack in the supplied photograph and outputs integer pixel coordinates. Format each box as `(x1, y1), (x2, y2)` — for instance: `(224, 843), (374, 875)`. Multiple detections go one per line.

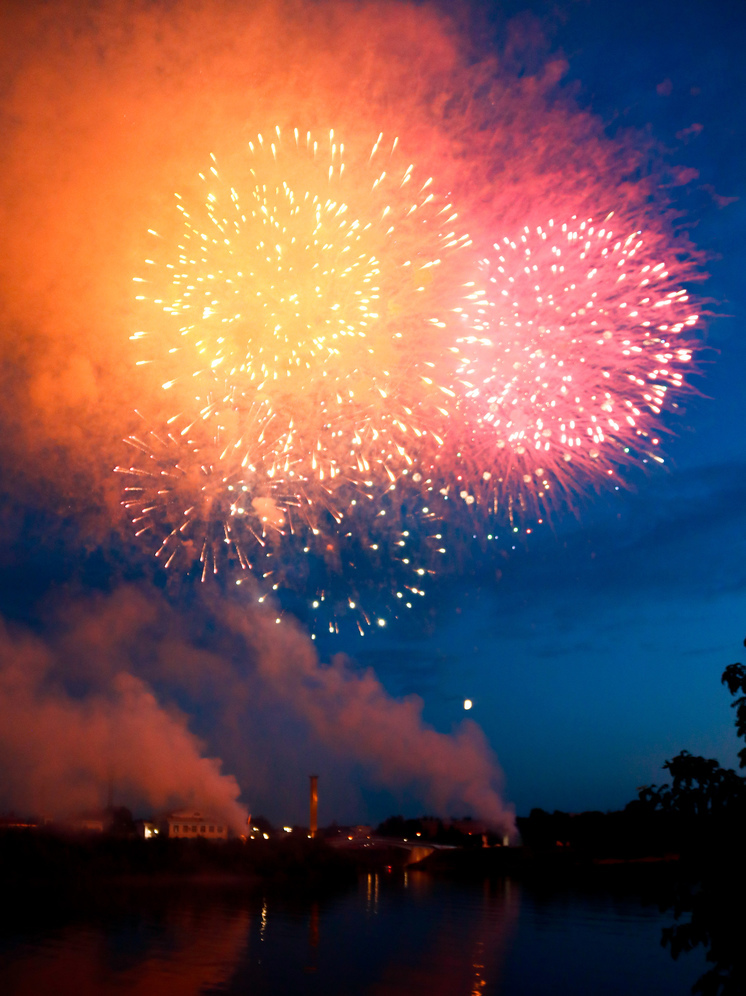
(309, 774), (318, 838)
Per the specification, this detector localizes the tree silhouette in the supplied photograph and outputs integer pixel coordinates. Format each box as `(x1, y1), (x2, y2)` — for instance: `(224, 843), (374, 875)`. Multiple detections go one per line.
(721, 662), (746, 766)
(639, 750), (746, 819)
(638, 641), (746, 995)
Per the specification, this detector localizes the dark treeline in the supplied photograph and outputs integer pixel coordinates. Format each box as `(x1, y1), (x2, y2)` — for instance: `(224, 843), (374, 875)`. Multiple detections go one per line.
(0, 830), (356, 893)
(520, 652), (746, 996)
(517, 804), (683, 858)
(375, 815), (503, 846)
(517, 754), (746, 859)
(640, 655), (746, 996)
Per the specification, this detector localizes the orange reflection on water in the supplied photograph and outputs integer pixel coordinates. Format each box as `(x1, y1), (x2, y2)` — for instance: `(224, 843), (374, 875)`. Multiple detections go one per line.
(0, 900), (249, 996)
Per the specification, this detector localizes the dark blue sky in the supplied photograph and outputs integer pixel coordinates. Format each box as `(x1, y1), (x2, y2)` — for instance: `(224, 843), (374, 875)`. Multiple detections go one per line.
(356, 0), (746, 814)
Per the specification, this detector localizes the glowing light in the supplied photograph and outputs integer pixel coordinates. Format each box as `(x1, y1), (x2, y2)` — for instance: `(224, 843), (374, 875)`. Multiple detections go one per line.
(123, 128), (484, 629)
(132, 127), (478, 507)
(123, 132), (701, 635)
(463, 698), (473, 710)
(437, 216), (698, 518)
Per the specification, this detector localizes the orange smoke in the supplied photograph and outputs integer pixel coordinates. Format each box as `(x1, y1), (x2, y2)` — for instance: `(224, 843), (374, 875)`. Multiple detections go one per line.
(0, 0), (690, 515)
(0, 614), (248, 828)
(0, 586), (515, 831)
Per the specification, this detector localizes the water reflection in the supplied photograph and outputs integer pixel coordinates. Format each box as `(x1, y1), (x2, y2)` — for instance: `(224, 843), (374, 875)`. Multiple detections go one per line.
(0, 895), (249, 996)
(0, 875), (706, 996)
(362, 875), (519, 996)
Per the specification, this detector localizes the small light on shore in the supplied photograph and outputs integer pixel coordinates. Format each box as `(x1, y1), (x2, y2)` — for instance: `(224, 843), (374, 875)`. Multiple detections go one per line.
(463, 698), (473, 710)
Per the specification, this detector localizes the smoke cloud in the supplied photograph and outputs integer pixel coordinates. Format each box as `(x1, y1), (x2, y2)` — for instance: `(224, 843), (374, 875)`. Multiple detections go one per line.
(0, 587), (514, 831)
(0, 615), (248, 829)
(230, 602), (515, 830)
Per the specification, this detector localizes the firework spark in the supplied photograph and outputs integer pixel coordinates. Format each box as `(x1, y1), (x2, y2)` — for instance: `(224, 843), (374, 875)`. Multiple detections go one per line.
(428, 214), (698, 519)
(117, 407), (445, 631)
(239, 487), (444, 638)
(116, 409), (294, 580)
(132, 127), (478, 494)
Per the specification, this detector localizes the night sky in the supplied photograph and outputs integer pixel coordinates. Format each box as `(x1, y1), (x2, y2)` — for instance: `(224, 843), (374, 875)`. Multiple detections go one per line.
(0, 0), (743, 830)
(356, 0), (746, 815)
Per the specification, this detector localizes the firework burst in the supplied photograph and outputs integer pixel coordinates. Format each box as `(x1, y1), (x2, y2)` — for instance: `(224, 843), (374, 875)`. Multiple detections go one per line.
(123, 134), (702, 632)
(132, 127), (479, 495)
(429, 214), (698, 520)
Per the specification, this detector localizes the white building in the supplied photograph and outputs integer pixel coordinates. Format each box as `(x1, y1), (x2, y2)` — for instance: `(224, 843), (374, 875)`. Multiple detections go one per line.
(165, 810), (229, 840)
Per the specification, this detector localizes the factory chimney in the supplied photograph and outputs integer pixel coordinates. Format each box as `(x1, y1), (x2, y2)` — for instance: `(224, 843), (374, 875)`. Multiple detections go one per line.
(309, 774), (318, 839)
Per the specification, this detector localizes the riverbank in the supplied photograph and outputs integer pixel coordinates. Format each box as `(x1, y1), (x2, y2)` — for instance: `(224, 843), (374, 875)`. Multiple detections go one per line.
(0, 825), (690, 898)
(0, 828), (358, 894)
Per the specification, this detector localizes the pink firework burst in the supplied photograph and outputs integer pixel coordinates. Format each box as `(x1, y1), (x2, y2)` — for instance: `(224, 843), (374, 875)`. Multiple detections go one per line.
(436, 214), (699, 517)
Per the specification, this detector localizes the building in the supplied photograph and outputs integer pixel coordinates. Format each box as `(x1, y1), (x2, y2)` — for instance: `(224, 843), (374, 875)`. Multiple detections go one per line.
(165, 810), (229, 840)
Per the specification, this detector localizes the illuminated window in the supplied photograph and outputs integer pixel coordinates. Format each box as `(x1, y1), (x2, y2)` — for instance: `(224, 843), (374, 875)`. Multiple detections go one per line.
(173, 825), (179, 832)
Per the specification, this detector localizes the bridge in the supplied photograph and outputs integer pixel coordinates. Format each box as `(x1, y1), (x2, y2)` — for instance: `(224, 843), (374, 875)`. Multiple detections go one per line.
(329, 835), (458, 866)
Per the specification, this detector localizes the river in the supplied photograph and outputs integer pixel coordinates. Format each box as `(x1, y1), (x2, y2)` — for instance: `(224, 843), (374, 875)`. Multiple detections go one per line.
(0, 871), (706, 994)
